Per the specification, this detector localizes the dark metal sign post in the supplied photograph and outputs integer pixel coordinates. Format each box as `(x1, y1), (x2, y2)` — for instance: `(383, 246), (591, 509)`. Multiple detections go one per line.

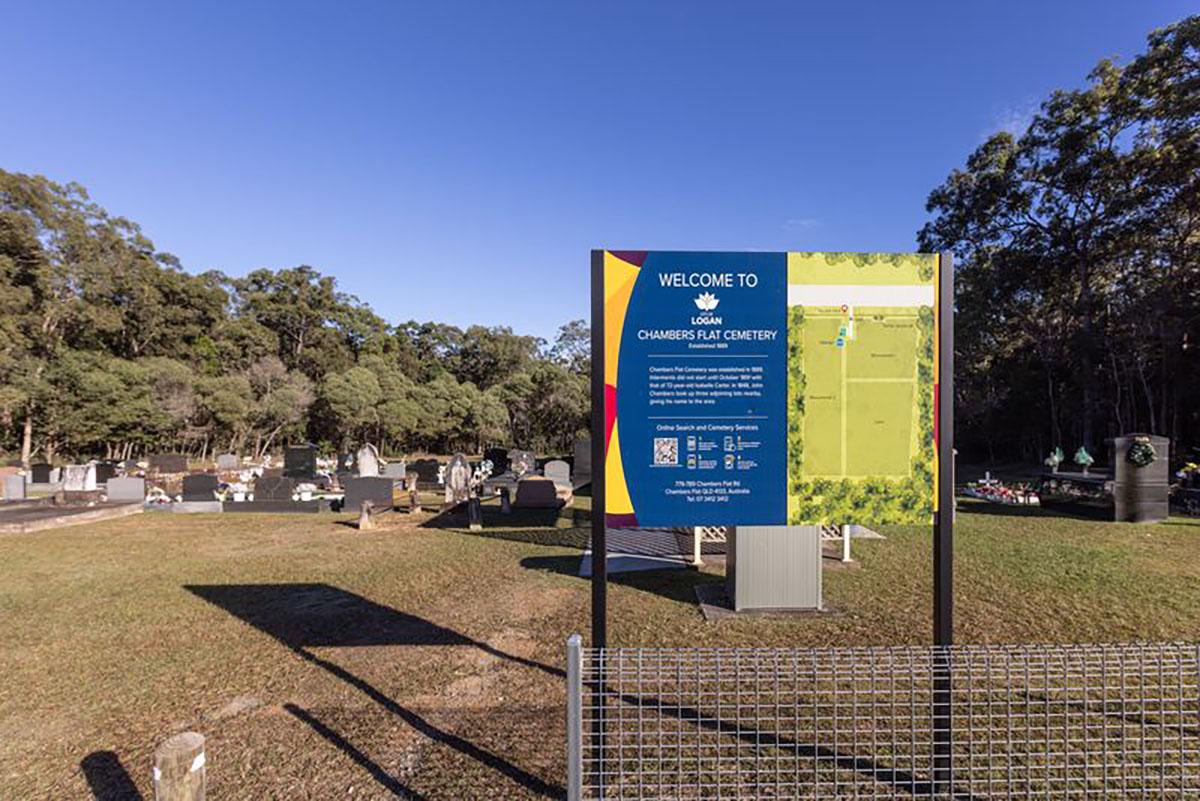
(588, 250), (608, 793)
(933, 252), (955, 793)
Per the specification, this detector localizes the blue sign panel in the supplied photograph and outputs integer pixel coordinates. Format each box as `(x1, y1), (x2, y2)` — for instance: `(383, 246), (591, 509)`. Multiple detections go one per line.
(610, 252), (788, 526)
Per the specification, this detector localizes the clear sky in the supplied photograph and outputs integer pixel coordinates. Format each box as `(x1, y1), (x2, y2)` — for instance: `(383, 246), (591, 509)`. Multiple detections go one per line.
(4, 1), (1191, 340)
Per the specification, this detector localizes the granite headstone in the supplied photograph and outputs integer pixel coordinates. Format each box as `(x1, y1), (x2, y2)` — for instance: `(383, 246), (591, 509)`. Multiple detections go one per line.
(343, 476), (394, 512)
(182, 474), (220, 502)
(4, 475), (25, 501)
(106, 477), (146, 502)
(283, 445), (317, 480)
(544, 459), (571, 489)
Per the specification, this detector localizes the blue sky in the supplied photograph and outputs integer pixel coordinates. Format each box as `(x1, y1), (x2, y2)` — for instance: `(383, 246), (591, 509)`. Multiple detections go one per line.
(4, 1), (1191, 340)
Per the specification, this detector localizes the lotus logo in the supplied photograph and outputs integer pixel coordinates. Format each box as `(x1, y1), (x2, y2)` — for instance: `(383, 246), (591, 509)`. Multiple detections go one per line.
(694, 292), (719, 311)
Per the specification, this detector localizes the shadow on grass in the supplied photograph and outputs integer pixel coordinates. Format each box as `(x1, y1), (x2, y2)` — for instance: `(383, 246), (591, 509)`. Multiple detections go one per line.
(956, 499), (1108, 521)
(80, 750), (142, 801)
(186, 583), (565, 799)
(520, 554), (724, 606)
(284, 703), (427, 800)
(420, 500), (591, 549)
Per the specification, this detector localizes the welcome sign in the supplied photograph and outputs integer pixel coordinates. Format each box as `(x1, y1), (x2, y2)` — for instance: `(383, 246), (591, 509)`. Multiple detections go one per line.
(598, 250), (942, 528)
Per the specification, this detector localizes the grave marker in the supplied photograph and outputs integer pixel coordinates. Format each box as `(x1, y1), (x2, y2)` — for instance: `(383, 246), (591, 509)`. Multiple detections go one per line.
(444, 453), (471, 506)
(356, 444), (380, 477)
(182, 474), (219, 502)
(284, 445), (317, 480)
(63, 464), (97, 492)
(106, 477), (146, 502)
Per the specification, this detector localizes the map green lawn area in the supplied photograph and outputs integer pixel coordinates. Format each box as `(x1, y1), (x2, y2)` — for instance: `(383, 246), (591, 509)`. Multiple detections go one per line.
(2, 500), (1200, 799)
(799, 310), (918, 478)
(845, 313), (918, 380)
(845, 381), (914, 475)
(800, 314), (843, 476)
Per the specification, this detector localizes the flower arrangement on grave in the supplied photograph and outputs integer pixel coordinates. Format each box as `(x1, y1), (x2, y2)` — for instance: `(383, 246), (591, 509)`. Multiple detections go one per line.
(1125, 436), (1157, 469)
(1074, 446), (1095, 474)
(1176, 461), (1200, 486)
(964, 480), (1040, 506)
(1044, 446), (1064, 472)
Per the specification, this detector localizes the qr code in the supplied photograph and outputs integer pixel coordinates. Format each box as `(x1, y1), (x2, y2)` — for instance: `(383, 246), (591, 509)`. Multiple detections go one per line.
(653, 437), (679, 466)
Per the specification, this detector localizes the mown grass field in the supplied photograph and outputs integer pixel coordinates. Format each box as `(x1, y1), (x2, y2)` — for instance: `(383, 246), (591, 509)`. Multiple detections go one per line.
(1, 499), (1199, 799)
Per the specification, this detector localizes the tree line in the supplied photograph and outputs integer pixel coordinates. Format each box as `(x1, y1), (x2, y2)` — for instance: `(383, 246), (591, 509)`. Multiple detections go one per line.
(0, 173), (590, 465)
(4, 17), (1195, 471)
(920, 17), (1199, 466)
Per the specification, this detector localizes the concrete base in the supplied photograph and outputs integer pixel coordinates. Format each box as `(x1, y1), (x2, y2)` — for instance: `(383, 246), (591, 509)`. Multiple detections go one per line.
(171, 501), (224, 514)
(222, 500), (323, 514)
(578, 552), (690, 576)
(0, 502), (143, 534)
(695, 583), (838, 621)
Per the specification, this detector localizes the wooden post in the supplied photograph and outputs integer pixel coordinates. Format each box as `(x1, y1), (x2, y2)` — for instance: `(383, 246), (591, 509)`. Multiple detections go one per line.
(154, 731), (205, 801)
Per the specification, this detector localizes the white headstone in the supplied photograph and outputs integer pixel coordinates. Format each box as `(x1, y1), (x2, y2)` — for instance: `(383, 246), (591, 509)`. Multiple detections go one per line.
(356, 444), (380, 477)
(4, 475), (25, 501)
(106, 476), (146, 502)
(216, 453), (240, 470)
(382, 460), (407, 479)
(49, 467), (62, 484)
(63, 464), (97, 492)
(444, 454), (471, 505)
(544, 459), (571, 489)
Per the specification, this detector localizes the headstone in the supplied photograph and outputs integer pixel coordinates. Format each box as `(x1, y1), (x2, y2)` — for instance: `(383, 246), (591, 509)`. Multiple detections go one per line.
(4, 475), (25, 501)
(343, 476), (394, 513)
(544, 459), (571, 489)
(31, 463), (51, 484)
(182, 474), (220, 502)
(63, 464), (97, 492)
(382, 460), (408, 479)
(254, 476), (296, 502)
(150, 453), (188, 473)
(1112, 434), (1170, 523)
(283, 445), (317, 480)
(508, 449), (536, 479)
(514, 476), (559, 508)
(122, 459), (140, 471)
(356, 444), (380, 477)
(499, 486), (512, 514)
(216, 453), (240, 471)
(49, 467), (61, 484)
(573, 438), (592, 483)
(444, 453), (471, 506)
(106, 477), (146, 502)
(468, 496), (483, 531)
(94, 462), (118, 484)
(483, 447), (510, 476)
(411, 458), (441, 488)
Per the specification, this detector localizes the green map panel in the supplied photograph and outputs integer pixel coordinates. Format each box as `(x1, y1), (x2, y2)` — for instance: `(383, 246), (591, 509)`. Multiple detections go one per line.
(846, 382), (913, 476)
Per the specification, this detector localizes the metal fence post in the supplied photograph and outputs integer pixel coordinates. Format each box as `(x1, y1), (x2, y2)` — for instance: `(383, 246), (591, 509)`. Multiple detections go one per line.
(566, 634), (583, 801)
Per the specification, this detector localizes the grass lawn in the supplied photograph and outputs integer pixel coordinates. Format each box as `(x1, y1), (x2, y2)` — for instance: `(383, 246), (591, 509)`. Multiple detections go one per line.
(2, 500), (1199, 799)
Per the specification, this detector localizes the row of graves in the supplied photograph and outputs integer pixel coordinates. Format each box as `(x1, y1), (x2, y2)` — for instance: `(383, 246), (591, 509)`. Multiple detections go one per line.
(1035, 433), (1174, 522)
(3, 439), (594, 530)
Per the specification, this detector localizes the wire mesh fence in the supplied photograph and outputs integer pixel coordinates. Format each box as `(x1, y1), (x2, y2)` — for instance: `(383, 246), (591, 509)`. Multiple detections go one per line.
(567, 637), (1200, 799)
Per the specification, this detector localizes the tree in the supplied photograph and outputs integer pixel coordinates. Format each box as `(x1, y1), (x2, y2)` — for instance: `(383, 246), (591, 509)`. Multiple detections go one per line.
(919, 16), (1200, 463)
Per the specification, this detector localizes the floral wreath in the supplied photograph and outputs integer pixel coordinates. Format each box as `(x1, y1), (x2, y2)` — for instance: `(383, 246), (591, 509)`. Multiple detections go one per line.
(1126, 437), (1157, 469)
